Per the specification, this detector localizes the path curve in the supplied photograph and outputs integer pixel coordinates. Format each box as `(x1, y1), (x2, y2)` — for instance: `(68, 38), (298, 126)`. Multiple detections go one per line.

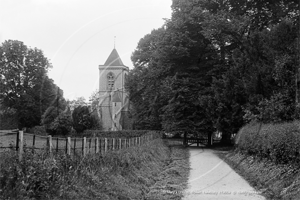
(183, 147), (265, 200)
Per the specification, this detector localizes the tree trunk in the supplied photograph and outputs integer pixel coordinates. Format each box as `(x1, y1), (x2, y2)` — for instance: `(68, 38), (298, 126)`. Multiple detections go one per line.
(183, 131), (187, 147)
(207, 132), (212, 147)
(220, 132), (232, 145)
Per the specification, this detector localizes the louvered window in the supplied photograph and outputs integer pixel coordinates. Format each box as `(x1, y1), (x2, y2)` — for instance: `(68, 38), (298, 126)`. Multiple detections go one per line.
(107, 72), (115, 91)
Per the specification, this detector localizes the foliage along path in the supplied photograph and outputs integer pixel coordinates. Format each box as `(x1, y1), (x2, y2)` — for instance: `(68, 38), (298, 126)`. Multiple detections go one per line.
(183, 147), (265, 200)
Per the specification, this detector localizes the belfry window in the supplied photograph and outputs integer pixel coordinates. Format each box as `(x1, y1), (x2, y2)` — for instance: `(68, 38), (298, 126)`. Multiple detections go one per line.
(107, 72), (115, 90)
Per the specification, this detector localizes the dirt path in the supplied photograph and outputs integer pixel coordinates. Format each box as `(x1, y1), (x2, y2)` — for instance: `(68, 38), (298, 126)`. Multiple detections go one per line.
(183, 147), (265, 200)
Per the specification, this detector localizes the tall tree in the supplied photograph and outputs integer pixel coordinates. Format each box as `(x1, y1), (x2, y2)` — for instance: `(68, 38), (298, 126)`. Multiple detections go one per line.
(0, 40), (57, 128)
(128, 0), (299, 144)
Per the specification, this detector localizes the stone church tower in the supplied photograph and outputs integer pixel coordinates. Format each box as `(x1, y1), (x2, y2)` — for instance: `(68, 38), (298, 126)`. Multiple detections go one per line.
(98, 48), (130, 131)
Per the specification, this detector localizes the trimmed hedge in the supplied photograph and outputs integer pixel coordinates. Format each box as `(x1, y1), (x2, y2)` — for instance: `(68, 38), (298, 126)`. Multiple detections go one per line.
(235, 121), (300, 164)
(82, 130), (162, 138)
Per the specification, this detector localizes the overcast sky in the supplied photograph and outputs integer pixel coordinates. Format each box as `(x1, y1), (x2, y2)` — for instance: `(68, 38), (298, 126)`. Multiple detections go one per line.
(0, 0), (172, 101)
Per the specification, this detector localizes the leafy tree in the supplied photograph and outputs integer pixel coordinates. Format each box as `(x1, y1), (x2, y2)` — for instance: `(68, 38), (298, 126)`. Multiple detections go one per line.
(67, 96), (87, 112)
(87, 90), (104, 131)
(0, 40), (63, 128)
(128, 28), (171, 130)
(49, 111), (73, 136)
(162, 75), (202, 134)
(72, 105), (95, 133)
(128, 0), (299, 145)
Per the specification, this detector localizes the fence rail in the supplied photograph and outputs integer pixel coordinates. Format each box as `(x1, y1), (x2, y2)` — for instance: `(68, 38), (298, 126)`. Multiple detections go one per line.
(164, 137), (221, 146)
(0, 130), (158, 160)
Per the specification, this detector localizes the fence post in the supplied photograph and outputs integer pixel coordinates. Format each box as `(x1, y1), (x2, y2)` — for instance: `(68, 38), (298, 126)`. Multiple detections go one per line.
(119, 138), (122, 150)
(99, 138), (102, 154)
(74, 138), (76, 155)
(32, 134), (36, 153)
(112, 138), (115, 150)
(96, 137), (99, 153)
(47, 135), (52, 154)
(67, 137), (71, 155)
(18, 131), (23, 161)
(129, 138), (131, 147)
(104, 138), (108, 153)
(16, 130), (19, 151)
(83, 137), (86, 156)
(89, 138), (92, 154)
(65, 138), (68, 154)
(56, 137), (59, 152)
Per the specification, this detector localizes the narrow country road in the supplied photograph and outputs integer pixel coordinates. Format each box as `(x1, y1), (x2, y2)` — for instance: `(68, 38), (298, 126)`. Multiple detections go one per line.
(183, 147), (265, 200)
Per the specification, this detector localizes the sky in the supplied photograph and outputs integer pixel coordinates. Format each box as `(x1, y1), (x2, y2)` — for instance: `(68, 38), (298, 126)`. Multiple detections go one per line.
(0, 0), (172, 101)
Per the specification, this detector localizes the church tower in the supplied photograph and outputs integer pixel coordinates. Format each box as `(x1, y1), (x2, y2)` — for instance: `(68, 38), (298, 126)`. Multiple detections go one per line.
(98, 48), (130, 131)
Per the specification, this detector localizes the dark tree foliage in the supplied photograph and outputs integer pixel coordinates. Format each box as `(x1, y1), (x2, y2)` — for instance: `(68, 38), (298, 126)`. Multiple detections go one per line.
(72, 106), (98, 133)
(127, 0), (299, 144)
(0, 40), (65, 128)
(49, 111), (73, 136)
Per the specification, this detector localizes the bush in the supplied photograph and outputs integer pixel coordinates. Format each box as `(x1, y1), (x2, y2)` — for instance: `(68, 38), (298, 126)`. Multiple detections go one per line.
(0, 150), (69, 199)
(48, 112), (73, 136)
(28, 126), (47, 136)
(235, 121), (300, 164)
(72, 106), (96, 133)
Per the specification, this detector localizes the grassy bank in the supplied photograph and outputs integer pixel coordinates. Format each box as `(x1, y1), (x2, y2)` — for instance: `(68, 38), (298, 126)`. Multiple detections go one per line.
(218, 150), (300, 200)
(0, 139), (189, 200)
(217, 121), (300, 199)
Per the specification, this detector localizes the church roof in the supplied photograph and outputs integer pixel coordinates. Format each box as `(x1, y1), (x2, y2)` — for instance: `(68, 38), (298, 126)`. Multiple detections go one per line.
(104, 48), (124, 66)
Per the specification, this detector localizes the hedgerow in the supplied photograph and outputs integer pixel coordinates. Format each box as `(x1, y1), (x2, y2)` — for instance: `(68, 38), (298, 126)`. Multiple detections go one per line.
(82, 129), (161, 138)
(235, 121), (300, 164)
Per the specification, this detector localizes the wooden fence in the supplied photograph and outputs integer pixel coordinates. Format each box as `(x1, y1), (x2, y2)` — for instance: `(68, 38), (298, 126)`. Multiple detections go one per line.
(165, 137), (221, 147)
(0, 130), (158, 160)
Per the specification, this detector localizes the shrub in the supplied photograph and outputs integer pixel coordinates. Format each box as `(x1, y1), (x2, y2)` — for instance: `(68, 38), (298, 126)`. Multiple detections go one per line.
(48, 112), (73, 136)
(0, 150), (67, 199)
(235, 121), (300, 164)
(28, 126), (47, 136)
(72, 106), (92, 133)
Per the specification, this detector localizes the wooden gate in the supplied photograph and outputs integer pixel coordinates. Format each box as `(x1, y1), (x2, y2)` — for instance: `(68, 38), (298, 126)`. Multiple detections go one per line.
(183, 136), (216, 147)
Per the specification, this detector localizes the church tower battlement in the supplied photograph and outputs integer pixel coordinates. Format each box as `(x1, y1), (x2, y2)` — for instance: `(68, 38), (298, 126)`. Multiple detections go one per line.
(98, 48), (130, 131)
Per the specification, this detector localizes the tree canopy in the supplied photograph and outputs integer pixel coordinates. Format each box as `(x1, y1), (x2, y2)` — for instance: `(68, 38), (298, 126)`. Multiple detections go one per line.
(127, 0), (299, 143)
(0, 40), (66, 128)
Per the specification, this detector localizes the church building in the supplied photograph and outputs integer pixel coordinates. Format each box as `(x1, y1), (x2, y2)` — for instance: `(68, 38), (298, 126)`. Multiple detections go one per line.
(98, 48), (130, 131)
